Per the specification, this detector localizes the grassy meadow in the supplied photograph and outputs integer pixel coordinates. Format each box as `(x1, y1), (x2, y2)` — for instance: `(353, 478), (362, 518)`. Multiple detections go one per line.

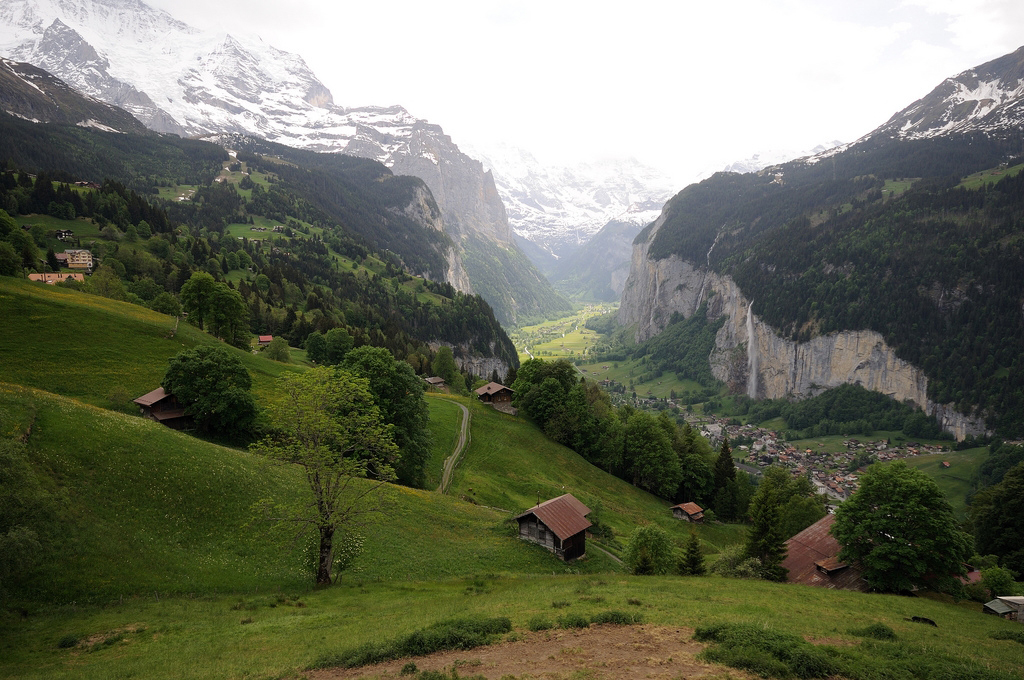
(0, 277), (304, 408)
(2, 278), (1021, 680)
(4, 571), (1024, 679)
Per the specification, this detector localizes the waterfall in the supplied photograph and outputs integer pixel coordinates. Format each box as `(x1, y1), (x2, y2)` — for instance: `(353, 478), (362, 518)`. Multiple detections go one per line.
(746, 300), (758, 399)
(696, 230), (723, 307)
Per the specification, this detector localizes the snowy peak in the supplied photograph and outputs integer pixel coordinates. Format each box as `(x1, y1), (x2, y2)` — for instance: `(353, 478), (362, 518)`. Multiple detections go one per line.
(871, 44), (1024, 141)
(465, 143), (678, 258)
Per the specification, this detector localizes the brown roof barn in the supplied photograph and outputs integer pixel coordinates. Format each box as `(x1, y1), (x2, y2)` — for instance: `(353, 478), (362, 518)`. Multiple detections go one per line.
(780, 514), (870, 592)
(133, 387), (193, 430)
(670, 502), (704, 522)
(514, 494), (591, 561)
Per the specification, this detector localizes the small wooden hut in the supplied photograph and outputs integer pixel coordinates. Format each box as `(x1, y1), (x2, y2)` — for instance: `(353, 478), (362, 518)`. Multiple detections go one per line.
(133, 387), (193, 430)
(670, 502), (705, 522)
(514, 494), (591, 561)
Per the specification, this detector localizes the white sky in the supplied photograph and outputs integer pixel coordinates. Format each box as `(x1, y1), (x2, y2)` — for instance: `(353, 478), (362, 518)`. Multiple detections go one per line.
(147, 0), (1024, 183)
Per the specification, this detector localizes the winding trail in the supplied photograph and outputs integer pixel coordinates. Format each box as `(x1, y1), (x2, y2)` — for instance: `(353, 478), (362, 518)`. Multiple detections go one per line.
(438, 402), (470, 494)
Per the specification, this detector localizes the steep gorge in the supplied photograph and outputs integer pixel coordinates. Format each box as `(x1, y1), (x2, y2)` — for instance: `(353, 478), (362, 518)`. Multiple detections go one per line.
(619, 214), (988, 440)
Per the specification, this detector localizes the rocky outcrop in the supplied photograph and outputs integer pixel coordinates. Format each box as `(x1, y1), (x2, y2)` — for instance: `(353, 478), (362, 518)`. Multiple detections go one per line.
(619, 216), (989, 440)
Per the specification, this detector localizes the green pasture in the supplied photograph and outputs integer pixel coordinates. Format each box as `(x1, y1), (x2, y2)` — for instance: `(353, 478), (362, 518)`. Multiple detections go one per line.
(424, 395), (465, 490)
(0, 278), (303, 408)
(882, 178), (918, 196)
(577, 357), (704, 400)
(903, 447), (988, 519)
(958, 163), (1024, 190)
(512, 305), (612, 362)
(449, 397), (747, 556)
(3, 570), (1022, 680)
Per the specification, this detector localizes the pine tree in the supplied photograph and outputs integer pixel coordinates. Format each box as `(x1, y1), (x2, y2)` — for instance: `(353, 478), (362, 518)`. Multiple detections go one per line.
(679, 530), (706, 576)
(712, 438), (737, 519)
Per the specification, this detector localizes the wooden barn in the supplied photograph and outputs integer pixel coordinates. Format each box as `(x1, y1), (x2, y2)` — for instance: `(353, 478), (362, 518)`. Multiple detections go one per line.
(780, 514), (870, 592)
(133, 387), (193, 430)
(514, 494), (591, 561)
(670, 502), (705, 522)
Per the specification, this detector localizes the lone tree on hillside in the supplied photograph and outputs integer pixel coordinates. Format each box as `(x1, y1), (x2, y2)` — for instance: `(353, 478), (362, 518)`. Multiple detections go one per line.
(623, 524), (675, 575)
(831, 460), (972, 593)
(251, 367), (399, 585)
(162, 346), (257, 438)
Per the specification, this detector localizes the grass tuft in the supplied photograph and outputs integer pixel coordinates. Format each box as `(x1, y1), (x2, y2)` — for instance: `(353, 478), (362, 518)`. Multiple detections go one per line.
(310, 616), (512, 669)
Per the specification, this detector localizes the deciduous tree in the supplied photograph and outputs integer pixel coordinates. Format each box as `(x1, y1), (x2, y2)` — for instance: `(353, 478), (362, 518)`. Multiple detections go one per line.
(162, 346), (257, 438)
(831, 461), (971, 593)
(623, 524), (675, 575)
(251, 367), (398, 585)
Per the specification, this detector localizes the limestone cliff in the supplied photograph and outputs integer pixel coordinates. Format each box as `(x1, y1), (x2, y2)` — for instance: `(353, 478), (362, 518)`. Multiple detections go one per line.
(619, 215), (989, 440)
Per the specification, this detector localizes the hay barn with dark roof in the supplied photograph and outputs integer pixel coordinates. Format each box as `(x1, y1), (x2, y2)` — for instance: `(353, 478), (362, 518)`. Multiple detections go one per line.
(514, 494), (591, 561)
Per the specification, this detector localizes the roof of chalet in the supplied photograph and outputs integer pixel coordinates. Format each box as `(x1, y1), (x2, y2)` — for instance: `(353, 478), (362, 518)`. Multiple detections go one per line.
(475, 382), (512, 396)
(424, 376), (446, 385)
(780, 514), (871, 592)
(258, 335), (273, 342)
(514, 494), (592, 541)
(671, 502), (704, 515)
(133, 386), (173, 407)
(984, 599), (1017, 615)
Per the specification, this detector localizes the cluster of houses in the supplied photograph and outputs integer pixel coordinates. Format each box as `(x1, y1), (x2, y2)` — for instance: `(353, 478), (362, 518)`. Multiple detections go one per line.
(248, 226), (287, 233)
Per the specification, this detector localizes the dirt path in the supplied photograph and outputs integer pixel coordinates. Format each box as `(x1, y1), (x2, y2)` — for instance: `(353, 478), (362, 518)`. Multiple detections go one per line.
(438, 402), (470, 494)
(308, 624), (756, 680)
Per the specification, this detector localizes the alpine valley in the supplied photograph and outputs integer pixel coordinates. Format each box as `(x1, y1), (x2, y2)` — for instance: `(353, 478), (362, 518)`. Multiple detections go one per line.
(619, 45), (1024, 439)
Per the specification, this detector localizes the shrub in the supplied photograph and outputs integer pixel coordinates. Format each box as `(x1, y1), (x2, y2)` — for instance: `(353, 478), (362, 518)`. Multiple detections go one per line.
(400, 662), (417, 675)
(557, 613), (589, 629)
(311, 617), (512, 669)
(623, 524), (676, 575)
(590, 610), (643, 625)
(528, 616), (553, 632)
(991, 629), (1024, 645)
(694, 622), (839, 679)
(57, 634), (79, 649)
(849, 622), (897, 641)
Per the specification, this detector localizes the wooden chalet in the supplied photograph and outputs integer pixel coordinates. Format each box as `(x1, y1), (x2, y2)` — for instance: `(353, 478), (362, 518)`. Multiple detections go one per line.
(670, 502), (704, 523)
(984, 596), (1024, 621)
(424, 376), (446, 389)
(780, 514), (870, 592)
(257, 335), (274, 347)
(133, 387), (193, 430)
(514, 494), (591, 561)
(474, 382), (514, 413)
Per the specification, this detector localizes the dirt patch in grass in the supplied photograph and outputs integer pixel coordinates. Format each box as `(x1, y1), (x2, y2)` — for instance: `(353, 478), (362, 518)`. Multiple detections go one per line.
(309, 624), (755, 679)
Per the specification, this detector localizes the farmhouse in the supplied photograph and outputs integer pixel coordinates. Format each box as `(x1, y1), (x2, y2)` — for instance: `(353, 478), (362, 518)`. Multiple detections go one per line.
(670, 501), (704, 522)
(514, 494), (591, 561)
(985, 596), (1024, 622)
(424, 376), (446, 390)
(780, 514), (870, 592)
(474, 382), (515, 414)
(28, 272), (84, 284)
(133, 387), (193, 430)
(257, 335), (273, 347)
(55, 229), (74, 240)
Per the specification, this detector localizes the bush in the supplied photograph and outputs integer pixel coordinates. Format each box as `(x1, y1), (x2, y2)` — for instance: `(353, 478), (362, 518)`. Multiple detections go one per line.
(694, 622), (839, 679)
(557, 613), (589, 629)
(710, 545), (763, 578)
(623, 524), (676, 575)
(311, 617), (512, 669)
(590, 610), (643, 625)
(527, 616), (553, 632)
(849, 622), (897, 641)
(991, 629), (1024, 645)
(57, 634), (79, 649)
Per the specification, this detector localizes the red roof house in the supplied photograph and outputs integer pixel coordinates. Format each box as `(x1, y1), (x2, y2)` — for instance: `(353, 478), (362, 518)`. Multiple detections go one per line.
(514, 494), (591, 561)
(780, 514), (871, 592)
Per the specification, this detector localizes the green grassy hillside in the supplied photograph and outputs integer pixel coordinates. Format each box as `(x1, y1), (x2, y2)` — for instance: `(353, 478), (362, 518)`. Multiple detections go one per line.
(0, 278), (303, 408)
(450, 397), (747, 556)
(0, 384), (626, 605)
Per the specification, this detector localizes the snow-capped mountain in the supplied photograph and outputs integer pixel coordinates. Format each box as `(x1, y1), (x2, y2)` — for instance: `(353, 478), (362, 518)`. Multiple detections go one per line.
(870, 45), (1024, 142)
(721, 142), (843, 175)
(0, 0), (573, 325)
(463, 143), (679, 260)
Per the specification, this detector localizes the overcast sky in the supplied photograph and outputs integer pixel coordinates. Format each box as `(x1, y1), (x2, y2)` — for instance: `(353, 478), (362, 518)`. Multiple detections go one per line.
(147, 0), (1024, 183)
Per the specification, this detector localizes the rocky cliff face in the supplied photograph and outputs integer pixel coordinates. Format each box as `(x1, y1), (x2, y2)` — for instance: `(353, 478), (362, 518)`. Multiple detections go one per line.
(619, 217), (989, 440)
